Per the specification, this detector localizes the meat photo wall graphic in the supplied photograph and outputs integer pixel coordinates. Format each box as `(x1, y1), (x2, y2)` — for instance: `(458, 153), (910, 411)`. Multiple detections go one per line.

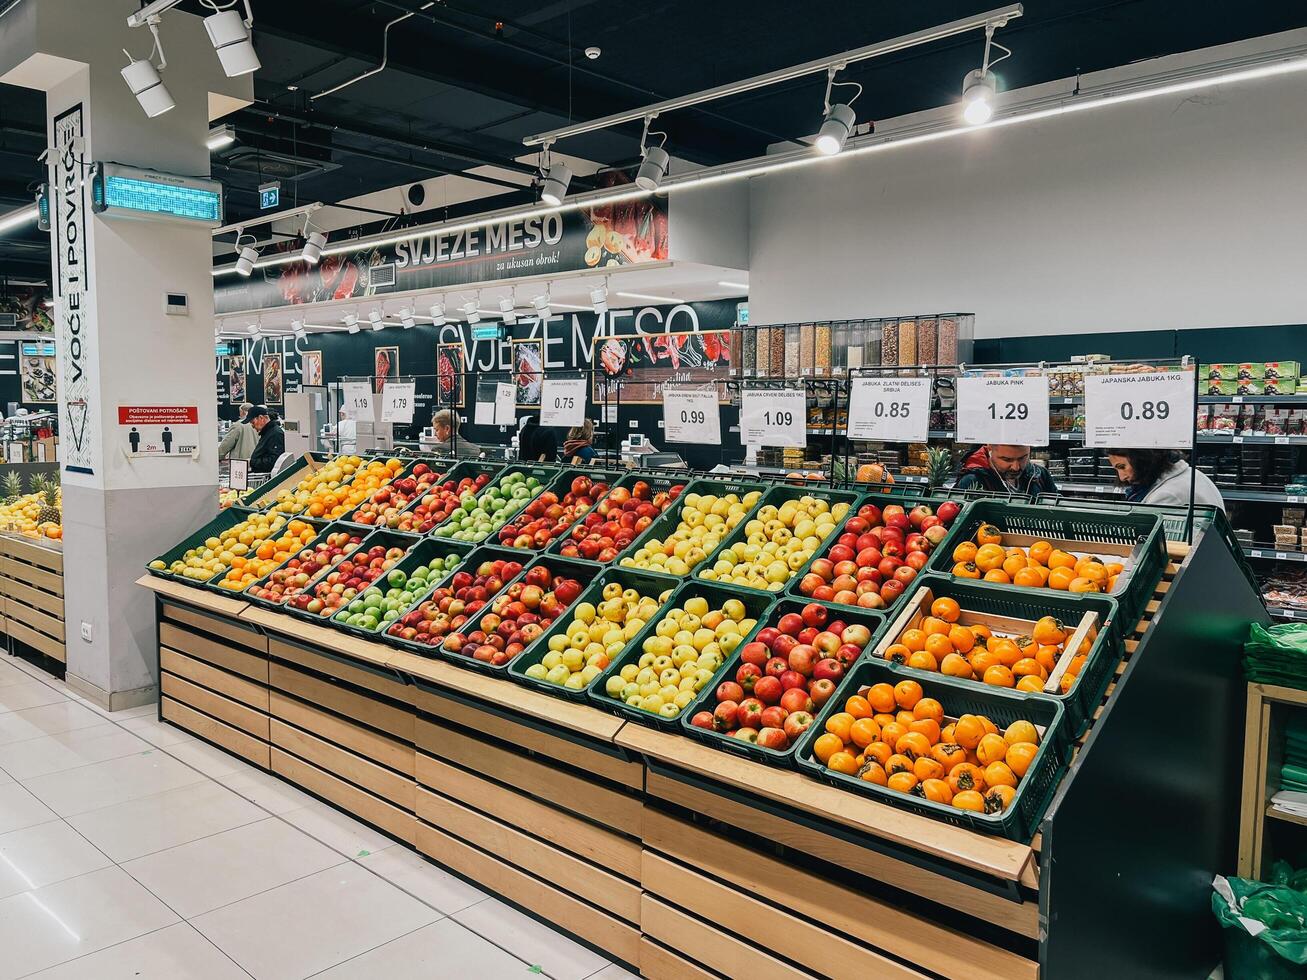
(302, 350), (323, 387)
(262, 353), (283, 405)
(592, 330), (733, 403)
(228, 357), (246, 404)
(512, 339), (543, 407)
(374, 346), (398, 394)
(436, 343), (464, 408)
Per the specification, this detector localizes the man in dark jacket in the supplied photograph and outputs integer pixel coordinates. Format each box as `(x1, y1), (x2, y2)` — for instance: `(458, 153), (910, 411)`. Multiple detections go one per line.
(954, 445), (1058, 497)
(245, 405), (285, 473)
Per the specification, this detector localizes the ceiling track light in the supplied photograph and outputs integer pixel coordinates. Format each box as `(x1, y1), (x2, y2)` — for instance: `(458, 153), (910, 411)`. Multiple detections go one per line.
(246, 322), (260, 337)
(343, 312), (360, 334)
(203, 0), (260, 77)
(532, 290), (552, 319)
(635, 115), (671, 191)
(121, 16), (175, 118)
(498, 294), (518, 326)
(814, 67), (861, 155)
(462, 296), (481, 325)
(368, 309), (385, 331)
(962, 23), (1009, 125)
(538, 144), (572, 207)
(292, 318), (307, 340)
(429, 300), (446, 327)
(232, 230), (258, 277)
(206, 124), (236, 150)
(301, 214), (326, 265)
(399, 306), (416, 329)
(590, 277), (610, 315)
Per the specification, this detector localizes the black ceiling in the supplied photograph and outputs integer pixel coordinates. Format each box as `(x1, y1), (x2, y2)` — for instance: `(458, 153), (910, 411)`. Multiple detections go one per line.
(2, 0), (1305, 283)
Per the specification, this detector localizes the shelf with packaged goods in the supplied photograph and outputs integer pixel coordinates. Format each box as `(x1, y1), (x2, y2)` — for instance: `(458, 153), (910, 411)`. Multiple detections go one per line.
(1246, 548), (1307, 563)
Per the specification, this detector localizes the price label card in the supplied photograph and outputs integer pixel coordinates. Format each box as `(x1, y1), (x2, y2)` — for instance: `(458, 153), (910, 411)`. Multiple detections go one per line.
(381, 381), (416, 424)
(5, 443), (23, 463)
(663, 388), (721, 445)
(1083, 371), (1194, 448)
(229, 458), (249, 491)
(956, 375), (1050, 447)
(340, 382), (374, 421)
(847, 377), (931, 442)
(739, 389), (807, 448)
(494, 383), (516, 426)
(539, 378), (587, 427)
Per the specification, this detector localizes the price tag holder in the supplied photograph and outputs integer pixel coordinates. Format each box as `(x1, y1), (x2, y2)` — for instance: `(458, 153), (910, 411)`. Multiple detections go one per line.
(539, 378), (587, 428)
(229, 458), (249, 491)
(956, 375), (1050, 447)
(847, 377), (931, 442)
(739, 388), (806, 448)
(1082, 371), (1194, 448)
(340, 382), (374, 421)
(381, 381), (416, 424)
(663, 388), (721, 445)
(494, 382), (516, 426)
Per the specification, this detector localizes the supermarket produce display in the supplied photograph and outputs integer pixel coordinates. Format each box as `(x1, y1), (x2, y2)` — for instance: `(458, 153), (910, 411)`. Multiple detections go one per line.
(140, 454), (1258, 977)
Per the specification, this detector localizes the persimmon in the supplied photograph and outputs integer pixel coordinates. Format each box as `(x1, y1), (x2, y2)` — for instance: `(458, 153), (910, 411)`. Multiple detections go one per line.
(952, 790), (987, 812)
(880, 722), (908, 748)
(914, 755), (945, 781)
(858, 761), (888, 785)
(948, 625), (975, 653)
(984, 761), (1018, 789)
(828, 751), (859, 775)
(887, 771), (919, 794)
(988, 637), (1021, 666)
(941, 653), (973, 678)
(953, 715), (986, 750)
(952, 541), (978, 564)
(947, 763), (987, 795)
(969, 650), (1000, 675)
(976, 733), (1010, 766)
(896, 731), (932, 761)
(1036, 645), (1061, 672)
(1048, 549), (1077, 569)
(863, 741), (892, 766)
(940, 722), (957, 743)
(894, 679), (924, 709)
(813, 733), (844, 763)
(901, 628), (928, 652)
(1047, 567), (1076, 591)
(983, 665), (1016, 688)
(883, 643), (911, 665)
(1077, 562), (1108, 586)
(1028, 540), (1053, 565)
(1002, 554), (1028, 579)
(1013, 658), (1046, 679)
(913, 698), (945, 724)
(907, 650), (940, 673)
(932, 742), (966, 769)
(979, 716), (999, 736)
(931, 596), (961, 623)
(983, 569), (1012, 584)
(867, 683), (897, 713)
(921, 615), (951, 637)
(976, 524), (1003, 546)
(909, 718), (941, 744)
(873, 713), (896, 727)
(845, 695), (872, 720)
(1016, 675), (1045, 692)
(849, 717), (881, 748)
(1060, 671), (1079, 694)
(975, 544), (1006, 572)
(921, 778), (954, 804)
(985, 785), (1017, 812)
(1006, 741), (1039, 777)
(824, 712), (855, 742)
(1013, 567), (1045, 588)
(924, 633), (954, 658)
(970, 624), (993, 640)
(896, 710), (917, 727)
(1032, 615), (1067, 645)
(885, 753), (915, 775)
(1004, 720), (1039, 745)
(1069, 576), (1101, 593)
(953, 561), (981, 579)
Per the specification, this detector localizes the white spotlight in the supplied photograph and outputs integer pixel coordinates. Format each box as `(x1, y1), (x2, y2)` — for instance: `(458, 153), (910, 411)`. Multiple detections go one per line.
(343, 312), (360, 334)
(292, 318), (307, 340)
(636, 145), (670, 191)
(246, 322), (259, 336)
(532, 293), (552, 319)
(462, 302), (481, 325)
(368, 310), (385, 331)
(400, 307), (416, 329)
(204, 6), (261, 78)
(814, 103), (856, 155)
(429, 301), (446, 327)
(962, 68), (996, 125)
(540, 163), (572, 206)
(207, 124), (236, 150)
(234, 245), (258, 277)
(590, 283), (608, 315)
(498, 296), (518, 325)
(121, 56), (174, 118)
(301, 231), (326, 265)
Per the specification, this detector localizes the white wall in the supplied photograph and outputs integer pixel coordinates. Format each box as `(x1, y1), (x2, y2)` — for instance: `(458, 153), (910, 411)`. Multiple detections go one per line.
(747, 32), (1307, 338)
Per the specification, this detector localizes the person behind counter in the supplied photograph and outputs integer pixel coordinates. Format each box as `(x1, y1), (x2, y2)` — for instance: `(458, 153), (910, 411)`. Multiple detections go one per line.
(562, 419), (596, 462)
(218, 402), (258, 461)
(431, 409), (481, 457)
(518, 415), (557, 462)
(245, 405), (285, 473)
(1105, 448), (1225, 510)
(329, 405), (357, 454)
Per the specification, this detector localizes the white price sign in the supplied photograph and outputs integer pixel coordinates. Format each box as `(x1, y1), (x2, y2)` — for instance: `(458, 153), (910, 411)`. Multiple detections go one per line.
(1082, 371), (1195, 449)
(740, 389), (807, 448)
(539, 378), (587, 427)
(662, 388), (721, 445)
(956, 375), (1050, 447)
(340, 382), (375, 421)
(494, 382), (516, 426)
(228, 458), (249, 491)
(847, 377), (931, 442)
(381, 381), (416, 424)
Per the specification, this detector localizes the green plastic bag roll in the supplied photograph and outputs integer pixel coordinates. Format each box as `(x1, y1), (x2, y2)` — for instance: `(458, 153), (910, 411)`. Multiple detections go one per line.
(1213, 872), (1307, 978)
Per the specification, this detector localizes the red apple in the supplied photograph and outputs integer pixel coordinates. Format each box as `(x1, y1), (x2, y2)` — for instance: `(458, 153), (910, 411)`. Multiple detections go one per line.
(713, 701), (739, 731)
(780, 687), (812, 713)
(716, 681), (744, 703)
(759, 705), (788, 730)
(738, 699), (764, 728)
(740, 642), (769, 667)
(842, 624), (872, 647)
(754, 675), (783, 705)
(757, 727), (788, 750)
(813, 659), (845, 683)
(809, 678), (837, 706)
(736, 662), (762, 692)
(800, 603), (828, 628)
(783, 711), (814, 741)
(937, 501), (961, 523)
(779, 669), (806, 691)
(777, 613), (804, 636)
(734, 727), (760, 744)
(787, 645), (817, 676)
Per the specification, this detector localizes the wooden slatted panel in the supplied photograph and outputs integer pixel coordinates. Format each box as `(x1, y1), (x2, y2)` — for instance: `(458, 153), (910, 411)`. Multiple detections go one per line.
(417, 757), (640, 880)
(2, 576), (63, 617)
(162, 602), (265, 653)
(271, 748), (415, 845)
(418, 823), (641, 966)
(5, 602), (64, 642)
(159, 622), (267, 683)
(414, 687), (641, 789)
(3, 536), (62, 573)
(642, 809), (1036, 980)
(267, 635), (411, 704)
(416, 719), (642, 831)
(640, 896), (819, 980)
(162, 697), (269, 769)
(0, 557), (62, 595)
(270, 720), (414, 811)
(269, 663), (413, 743)
(420, 790), (640, 923)
(161, 673), (268, 740)
(639, 939), (722, 980)
(269, 693), (413, 776)
(161, 648), (268, 711)
(6, 619), (64, 661)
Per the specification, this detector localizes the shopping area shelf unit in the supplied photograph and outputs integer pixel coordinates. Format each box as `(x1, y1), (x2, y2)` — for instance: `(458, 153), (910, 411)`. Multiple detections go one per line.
(0, 534), (65, 668)
(1239, 683), (1307, 882)
(137, 489), (1256, 979)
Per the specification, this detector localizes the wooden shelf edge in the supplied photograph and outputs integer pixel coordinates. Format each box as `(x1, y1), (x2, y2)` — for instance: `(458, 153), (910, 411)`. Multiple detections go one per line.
(1265, 804), (1307, 829)
(240, 605), (396, 671)
(1249, 682), (1307, 708)
(136, 575), (251, 619)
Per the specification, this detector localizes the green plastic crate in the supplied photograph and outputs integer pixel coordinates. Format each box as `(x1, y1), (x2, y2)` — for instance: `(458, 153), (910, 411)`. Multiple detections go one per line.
(587, 578), (778, 731)
(924, 499), (1166, 627)
(239, 452), (367, 513)
(145, 509), (283, 586)
(326, 537), (475, 639)
(388, 460), (506, 534)
(793, 659), (1072, 842)
(241, 521), (372, 611)
(877, 573), (1122, 737)
(506, 567), (680, 702)
(380, 544), (531, 658)
(544, 472), (693, 565)
(433, 553), (599, 677)
(696, 484), (864, 595)
(279, 529), (423, 624)
(338, 458), (489, 533)
(490, 466), (624, 552)
(426, 463), (560, 544)
(678, 596), (889, 767)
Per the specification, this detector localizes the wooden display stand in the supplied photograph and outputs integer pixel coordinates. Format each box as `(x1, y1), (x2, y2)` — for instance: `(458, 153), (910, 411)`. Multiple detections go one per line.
(0, 533), (65, 666)
(137, 523), (1258, 979)
(1239, 683), (1307, 880)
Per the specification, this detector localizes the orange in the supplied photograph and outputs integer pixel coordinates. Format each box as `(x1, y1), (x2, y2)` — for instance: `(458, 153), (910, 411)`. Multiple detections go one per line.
(952, 541), (978, 564)
(941, 653), (974, 678)
(858, 761), (888, 785)
(848, 717), (881, 748)
(976, 524), (1003, 546)
(931, 597), (962, 623)
(1069, 576), (1101, 594)
(913, 697), (945, 724)
(952, 561), (981, 579)
(921, 778), (954, 804)
(867, 683), (897, 714)
(983, 569), (1012, 584)
(895, 731), (932, 760)
(883, 643), (911, 665)
(828, 751), (859, 775)
(1013, 567), (1045, 588)
(983, 665), (1016, 688)
(985, 785), (1017, 812)
(824, 712), (855, 742)
(894, 679), (924, 710)
(975, 543), (1006, 572)
(952, 790), (987, 812)
(1048, 549), (1077, 569)
(901, 629), (928, 653)
(947, 625), (975, 653)
(1006, 741), (1039, 777)
(1016, 675), (1045, 692)
(953, 715), (986, 750)
(906, 650), (939, 673)
(845, 695), (872, 720)
(908, 718), (941, 744)
(813, 733), (844, 764)
(922, 616), (951, 637)
(884, 753), (915, 775)
(976, 733), (1010, 766)
(924, 633), (954, 658)
(1047, 567), (1076, 591)
(1028, 540), (1053, 565)
(887, 772), (919, 794)
(984, 761), (1018, 789)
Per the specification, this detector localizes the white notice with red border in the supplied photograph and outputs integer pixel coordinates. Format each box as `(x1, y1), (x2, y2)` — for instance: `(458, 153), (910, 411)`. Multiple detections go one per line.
(119, 406), (200, 458)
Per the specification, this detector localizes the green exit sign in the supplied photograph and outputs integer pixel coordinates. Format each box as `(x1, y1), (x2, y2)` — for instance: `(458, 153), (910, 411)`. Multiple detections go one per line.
(471, 325), (501, 341)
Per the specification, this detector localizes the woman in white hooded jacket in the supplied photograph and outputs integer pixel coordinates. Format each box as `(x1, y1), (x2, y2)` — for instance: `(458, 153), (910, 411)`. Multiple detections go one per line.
(1105, 449), (1225, 511)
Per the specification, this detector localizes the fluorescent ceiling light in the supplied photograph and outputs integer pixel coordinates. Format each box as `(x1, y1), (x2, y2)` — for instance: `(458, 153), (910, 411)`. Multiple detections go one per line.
(207, 124), (236, 150)
(0, 205), (38, 235)
(212, 48), (1307, 278)
(718, 280), (749, 290)
(617, 291), (681, 304)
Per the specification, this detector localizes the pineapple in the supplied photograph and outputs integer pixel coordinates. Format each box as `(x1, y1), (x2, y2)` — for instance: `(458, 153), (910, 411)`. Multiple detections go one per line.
(0, 471), (22, 505)
(926, 447), (953, 490)
(31, 473), (60, 528)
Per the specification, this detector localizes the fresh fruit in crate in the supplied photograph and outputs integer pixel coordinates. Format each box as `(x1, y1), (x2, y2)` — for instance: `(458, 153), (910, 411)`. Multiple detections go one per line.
(333, 553), (462, 631)
(245, 531), (362, 604)
(794, 500), (962, 609)
(700, 495), (849, 592)
(619, 489), (762, 577)
(388, 557), (524, 646)
(499, 476), (610, 549)
(0, 472), (63, 539)
(396, 473), (492, 534)
(286, 543), (408, 615)
(884, 600), (1096, 694)
(689, 602), (875, 750)
(350, 463), (442, 528)
(558, 480), (686, 562)
(267, 456), (362, 516)
(153, 512), (290, 582)
(811, 679), (1043, 813)
(218, 488), (241, 509)
(950, 528), (1123, 594)
(609, 594), (757, 720)
(215, 520), (318, 591)
(444, 565), (585, 666)
(433, 471), (545, 543)
(526, 582), (671, 690)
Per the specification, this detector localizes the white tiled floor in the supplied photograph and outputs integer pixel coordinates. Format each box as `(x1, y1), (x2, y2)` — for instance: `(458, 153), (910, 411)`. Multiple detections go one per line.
(0, 655), (639, 979)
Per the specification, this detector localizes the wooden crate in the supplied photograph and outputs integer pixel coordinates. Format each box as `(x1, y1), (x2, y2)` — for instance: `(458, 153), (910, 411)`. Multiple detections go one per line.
(0, 534), (65, 662)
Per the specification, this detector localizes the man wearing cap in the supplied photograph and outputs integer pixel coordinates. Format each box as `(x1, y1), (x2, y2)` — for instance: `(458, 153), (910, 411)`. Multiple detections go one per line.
(245, 405), (285, 474)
